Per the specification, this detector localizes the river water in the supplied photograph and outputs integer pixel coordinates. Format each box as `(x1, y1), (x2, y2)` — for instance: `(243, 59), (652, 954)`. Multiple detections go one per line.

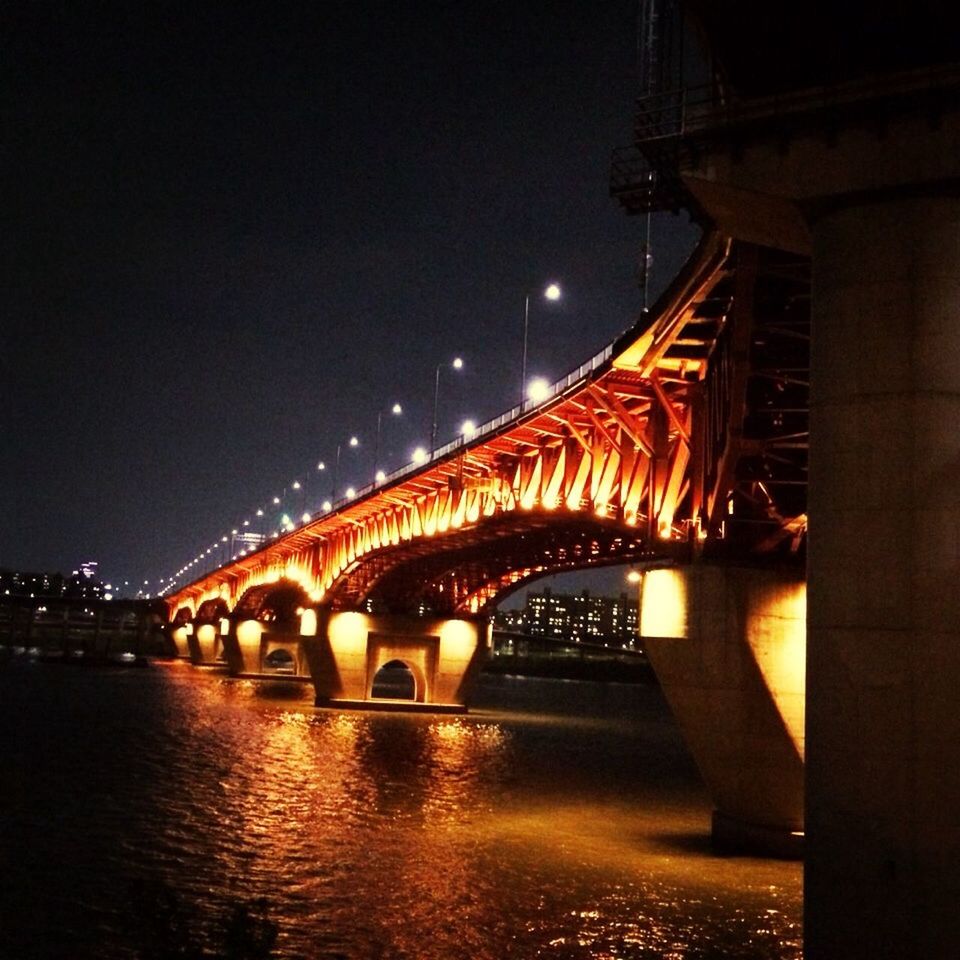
(0, 659), (802, 959)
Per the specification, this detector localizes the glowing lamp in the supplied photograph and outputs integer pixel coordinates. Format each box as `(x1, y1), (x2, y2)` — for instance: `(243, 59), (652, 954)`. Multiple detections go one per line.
(527, 377), (549, 402)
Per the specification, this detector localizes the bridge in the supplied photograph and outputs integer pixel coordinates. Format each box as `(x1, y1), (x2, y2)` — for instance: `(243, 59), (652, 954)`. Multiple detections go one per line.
(163, 229), (810, 853)
(160, 1), (960, 954)
(166, 232), (807, 631)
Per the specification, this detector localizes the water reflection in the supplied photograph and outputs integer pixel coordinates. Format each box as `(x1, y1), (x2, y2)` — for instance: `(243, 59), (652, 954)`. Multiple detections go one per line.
(0, 662), (801, 959)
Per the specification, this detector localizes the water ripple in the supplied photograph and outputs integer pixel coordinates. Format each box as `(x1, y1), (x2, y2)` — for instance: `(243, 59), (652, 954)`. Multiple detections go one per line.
(0, 662), (801, 959)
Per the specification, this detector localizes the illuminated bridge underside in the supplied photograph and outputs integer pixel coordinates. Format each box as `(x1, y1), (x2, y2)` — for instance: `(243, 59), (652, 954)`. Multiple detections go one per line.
(167, 233), (809, 621)
(328, 514), (674, 614)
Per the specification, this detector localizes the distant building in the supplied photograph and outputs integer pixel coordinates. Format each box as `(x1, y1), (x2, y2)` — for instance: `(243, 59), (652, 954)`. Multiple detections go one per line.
(0, 565), (106, 600)
(0, 569), (66, 599)
(496, 587), (638, 645)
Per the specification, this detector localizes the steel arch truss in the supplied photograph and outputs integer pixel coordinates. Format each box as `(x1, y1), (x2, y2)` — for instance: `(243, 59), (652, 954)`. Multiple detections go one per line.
(167, 234), (809, 620)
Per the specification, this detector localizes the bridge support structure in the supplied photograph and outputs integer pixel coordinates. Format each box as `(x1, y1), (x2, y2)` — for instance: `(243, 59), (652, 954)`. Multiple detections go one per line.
(220, 617), (312, 679)
(640, 564), (806, 857)
(805, 193), (960, 959)
(666, 76), (960, 958)
(303, 611), (490, 711)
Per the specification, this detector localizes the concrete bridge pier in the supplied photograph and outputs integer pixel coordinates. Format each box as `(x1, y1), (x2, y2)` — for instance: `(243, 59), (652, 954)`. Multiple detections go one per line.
(640, 564), (806, 857)
(218, 619), (246, 674)
(180, 621), (222, 666)
(302, 611), (490, 711)
(806, 194), (960, 958)
(168, 621), (192, 659)
(219, 618), (309, 678)
(667, 72), (960, 950)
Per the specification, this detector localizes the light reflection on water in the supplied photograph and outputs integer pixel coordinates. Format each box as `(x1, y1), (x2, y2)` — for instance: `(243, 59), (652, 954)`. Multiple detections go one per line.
(0, 661), (801, 959)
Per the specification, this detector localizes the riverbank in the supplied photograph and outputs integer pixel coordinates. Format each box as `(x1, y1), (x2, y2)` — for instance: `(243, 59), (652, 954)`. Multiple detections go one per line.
(483, 652), (656, 684)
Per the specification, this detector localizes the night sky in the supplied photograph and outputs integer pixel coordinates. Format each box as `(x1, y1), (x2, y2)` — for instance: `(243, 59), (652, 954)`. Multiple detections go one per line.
(3, 2), (699, 595)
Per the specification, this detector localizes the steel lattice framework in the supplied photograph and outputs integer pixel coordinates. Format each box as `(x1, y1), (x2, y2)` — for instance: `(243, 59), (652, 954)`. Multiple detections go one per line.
(167, 232), (809, 621)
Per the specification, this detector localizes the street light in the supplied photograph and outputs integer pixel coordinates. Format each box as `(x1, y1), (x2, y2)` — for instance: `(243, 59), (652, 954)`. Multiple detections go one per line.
(521, 282), (561, 405)
(431, 357), (464, 453)
(332, 436), (360, 501)
(527, 377), (550, 403)
(374, 402), (403, 482)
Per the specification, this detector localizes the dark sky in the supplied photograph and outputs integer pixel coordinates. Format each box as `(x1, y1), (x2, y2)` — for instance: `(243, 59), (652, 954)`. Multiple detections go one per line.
(2, 2), (698, 595)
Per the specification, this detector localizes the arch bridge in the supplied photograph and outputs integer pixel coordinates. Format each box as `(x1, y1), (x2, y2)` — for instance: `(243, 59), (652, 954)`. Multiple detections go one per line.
(165, 232), (810, 850)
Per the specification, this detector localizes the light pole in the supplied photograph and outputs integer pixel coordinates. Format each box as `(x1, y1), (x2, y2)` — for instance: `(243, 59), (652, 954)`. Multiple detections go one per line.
(331, 436), (359, 502)
(315, 461), (326, 512)
(374, 402), (403, 482)
(431, 357), (463, 453)
(521, 283), (561, 405)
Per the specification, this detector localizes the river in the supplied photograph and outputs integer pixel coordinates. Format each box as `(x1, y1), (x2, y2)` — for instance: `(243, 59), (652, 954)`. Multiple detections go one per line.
(0, 659), (802, 959)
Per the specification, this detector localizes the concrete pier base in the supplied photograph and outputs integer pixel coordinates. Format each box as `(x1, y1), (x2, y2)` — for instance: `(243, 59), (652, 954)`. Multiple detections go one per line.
(303, 611), (490, 711)
(711, 811), (803, 860)
(221, 620), (311, 679)
(640, 564), (806, 857)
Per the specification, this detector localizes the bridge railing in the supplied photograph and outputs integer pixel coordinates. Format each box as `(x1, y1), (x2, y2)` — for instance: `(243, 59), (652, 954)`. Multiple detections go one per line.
(635, 62), (960, 152)
(330, 343), (617, 512)
(182, 328), (624, 581)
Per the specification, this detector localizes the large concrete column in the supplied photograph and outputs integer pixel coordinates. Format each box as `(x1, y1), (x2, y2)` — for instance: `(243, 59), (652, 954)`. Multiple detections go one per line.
(807, 195), (960, 958)
(641, 564), (806, 856)
(222, 619), (259, 675)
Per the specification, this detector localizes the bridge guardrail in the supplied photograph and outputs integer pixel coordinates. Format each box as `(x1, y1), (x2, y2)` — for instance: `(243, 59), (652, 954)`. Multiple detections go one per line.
(330, 343), (617, 512)
(634, 62), (960, 150)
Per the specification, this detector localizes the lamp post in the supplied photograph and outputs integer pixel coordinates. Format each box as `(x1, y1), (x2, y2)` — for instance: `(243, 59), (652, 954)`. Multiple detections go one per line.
(431, 357), (463, 453)
(331, 436), (359, 502)
(374, 402), (403, 482)
(315, 461), (326, 512)
(521, 282), (561, 405)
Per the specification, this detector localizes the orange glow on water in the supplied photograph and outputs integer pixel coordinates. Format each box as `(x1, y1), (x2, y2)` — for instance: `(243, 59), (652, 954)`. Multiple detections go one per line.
(4, 665), (802, 959)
